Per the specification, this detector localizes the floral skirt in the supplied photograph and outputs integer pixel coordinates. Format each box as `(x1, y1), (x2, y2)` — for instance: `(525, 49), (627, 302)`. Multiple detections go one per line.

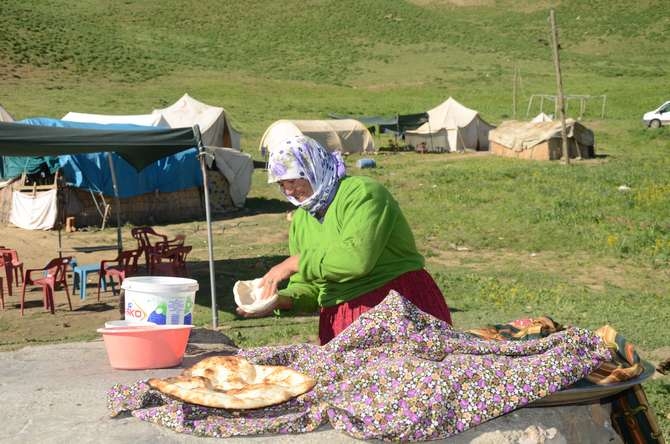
(318, 268), (452, 345)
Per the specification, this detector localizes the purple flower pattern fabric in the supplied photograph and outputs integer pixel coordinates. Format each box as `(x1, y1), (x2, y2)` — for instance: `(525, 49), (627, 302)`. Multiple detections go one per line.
(107, 291), (611, 441)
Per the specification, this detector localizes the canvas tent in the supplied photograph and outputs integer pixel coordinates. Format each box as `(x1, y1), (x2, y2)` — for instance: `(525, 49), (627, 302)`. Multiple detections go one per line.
(61, 113), (252, 213)
(205, 147), (253, 209)
(63, 112), (169, 127)
(153, 94), (241, 150)
(489, 119), (595, 161)
(259, 119), (374, 154)
(0, 121), (220, 327)
(531, 112), (553, 123)
(0, 104), (14, 123)
(405, 97), (494, 152)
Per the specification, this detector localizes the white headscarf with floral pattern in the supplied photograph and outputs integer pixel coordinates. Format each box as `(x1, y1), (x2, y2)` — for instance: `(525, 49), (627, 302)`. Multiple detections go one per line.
(267, 135), (346, 219)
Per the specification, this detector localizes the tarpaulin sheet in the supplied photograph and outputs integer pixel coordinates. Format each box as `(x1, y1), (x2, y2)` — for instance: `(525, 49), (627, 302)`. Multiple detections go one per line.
(0, 118), (201, 197)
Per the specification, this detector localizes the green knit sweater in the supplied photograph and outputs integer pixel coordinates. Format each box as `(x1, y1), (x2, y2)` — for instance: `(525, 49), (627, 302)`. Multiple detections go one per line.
(278, 175), (424, 311)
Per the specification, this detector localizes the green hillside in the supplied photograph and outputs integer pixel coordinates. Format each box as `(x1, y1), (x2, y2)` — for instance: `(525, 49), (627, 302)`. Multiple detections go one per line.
(1, 0), (668, 144)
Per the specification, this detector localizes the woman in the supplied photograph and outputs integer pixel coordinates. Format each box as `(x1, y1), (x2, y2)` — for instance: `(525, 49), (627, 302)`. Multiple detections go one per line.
(237, 135), (452, 344)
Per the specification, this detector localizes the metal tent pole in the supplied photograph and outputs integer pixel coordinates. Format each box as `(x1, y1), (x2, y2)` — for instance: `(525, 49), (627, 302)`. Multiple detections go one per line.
(106, 153), (123, 252)
(194, 125), (218, 328)
(57, 170), (64, 258)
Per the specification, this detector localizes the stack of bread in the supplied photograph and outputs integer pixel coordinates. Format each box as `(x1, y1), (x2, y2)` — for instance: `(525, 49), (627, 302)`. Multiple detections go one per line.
(148, 355), (316, 409)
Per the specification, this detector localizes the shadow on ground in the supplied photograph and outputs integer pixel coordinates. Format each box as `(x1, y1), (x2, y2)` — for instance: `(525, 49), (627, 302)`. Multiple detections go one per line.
(201, 197), (293, 224)
(189, 255), (289, 314)
(75, 302), (116, 313)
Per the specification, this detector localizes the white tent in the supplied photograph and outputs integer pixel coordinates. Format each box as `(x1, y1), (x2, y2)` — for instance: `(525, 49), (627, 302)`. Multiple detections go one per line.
(259, 119), (374, 155)
(62, 112), (169, 127)
(0, 104), (15, 122)
(531, 112), (553, 123)
(153, 94), (241, 150)
(61, 112), (253, 211)
(62, 112), (251, 206)
(206, 147), (254, 209)
(62, 107), (251, 205)
(405, 97), (494, 152)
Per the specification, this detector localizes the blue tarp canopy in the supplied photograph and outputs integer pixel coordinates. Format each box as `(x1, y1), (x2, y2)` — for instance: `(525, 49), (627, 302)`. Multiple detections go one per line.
(0, 118), (202, 198)
(0, 118), (222, 328)
(0, 154), (61, 180)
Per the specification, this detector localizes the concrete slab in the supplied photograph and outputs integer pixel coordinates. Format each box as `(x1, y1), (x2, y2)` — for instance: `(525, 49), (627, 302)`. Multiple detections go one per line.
(0, 340), (359, 444)
(0, 339), (622, 444)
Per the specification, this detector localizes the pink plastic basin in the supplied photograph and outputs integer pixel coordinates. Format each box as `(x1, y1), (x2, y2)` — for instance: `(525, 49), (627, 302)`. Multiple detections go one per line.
(97, 324), (193, 370)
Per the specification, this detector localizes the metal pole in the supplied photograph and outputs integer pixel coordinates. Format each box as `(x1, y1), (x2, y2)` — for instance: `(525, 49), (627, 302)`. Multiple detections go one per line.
(194, 125), (218, 328)
(106, 152), (123, 252)
(549, 9), (570, 165)
(55, 170), (63, 258)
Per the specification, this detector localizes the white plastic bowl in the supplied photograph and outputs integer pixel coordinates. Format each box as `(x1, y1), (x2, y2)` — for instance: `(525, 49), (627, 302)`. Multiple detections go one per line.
(233, 278), (278, 314)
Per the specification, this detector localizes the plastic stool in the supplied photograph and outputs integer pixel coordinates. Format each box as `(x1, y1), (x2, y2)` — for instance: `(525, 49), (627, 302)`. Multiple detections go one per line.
(70, 259), (107, 300)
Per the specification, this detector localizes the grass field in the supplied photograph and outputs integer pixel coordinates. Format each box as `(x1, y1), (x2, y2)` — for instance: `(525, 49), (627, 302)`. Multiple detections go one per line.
(1, 0), (669, 439)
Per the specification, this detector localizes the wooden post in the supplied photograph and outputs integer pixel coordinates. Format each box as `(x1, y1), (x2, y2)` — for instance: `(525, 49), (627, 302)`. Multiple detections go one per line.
(394, 114), (399, 151)
(526, 95), (534, 117)
(512, 64), (518, 119)
(549, 9), (570, 164)
(101, 204), (111, 231)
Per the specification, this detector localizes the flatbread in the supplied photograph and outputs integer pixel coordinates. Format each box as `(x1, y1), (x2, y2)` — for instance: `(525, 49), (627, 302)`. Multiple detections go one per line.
(233, 279), (278, 314)
(147, 356), (316, 409)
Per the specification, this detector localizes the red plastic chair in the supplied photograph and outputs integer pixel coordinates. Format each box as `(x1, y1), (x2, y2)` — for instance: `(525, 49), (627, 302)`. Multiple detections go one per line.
(97, 249), (141, 301)
(153, 234), (186, 251)
(149, 245), (192, 277)
(130, 227), (171, 270)
(20, 256), (73, 316)
(147, 234), (185, 274)
(0, 248), (23, 296)
(0, 276), (4, 310)
(0, 252), (12, 297)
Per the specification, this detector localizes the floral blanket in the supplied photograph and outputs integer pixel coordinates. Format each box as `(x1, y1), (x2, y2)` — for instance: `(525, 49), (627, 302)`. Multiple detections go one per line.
(107, 291), (611, 441)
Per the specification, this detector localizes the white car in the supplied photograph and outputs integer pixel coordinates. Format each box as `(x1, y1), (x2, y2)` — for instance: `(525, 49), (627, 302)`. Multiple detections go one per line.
(642, 101), (670, 128)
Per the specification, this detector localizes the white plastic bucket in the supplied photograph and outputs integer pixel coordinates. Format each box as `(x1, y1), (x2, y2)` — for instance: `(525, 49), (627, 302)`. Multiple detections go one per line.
(122, 276), (199, 325)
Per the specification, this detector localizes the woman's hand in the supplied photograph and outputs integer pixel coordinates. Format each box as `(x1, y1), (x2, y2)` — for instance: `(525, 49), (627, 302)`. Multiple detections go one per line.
(258, 255), (300, 300)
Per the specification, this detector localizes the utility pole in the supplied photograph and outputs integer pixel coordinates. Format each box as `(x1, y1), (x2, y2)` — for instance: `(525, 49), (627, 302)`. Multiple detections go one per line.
(549, 9), (569, 165)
